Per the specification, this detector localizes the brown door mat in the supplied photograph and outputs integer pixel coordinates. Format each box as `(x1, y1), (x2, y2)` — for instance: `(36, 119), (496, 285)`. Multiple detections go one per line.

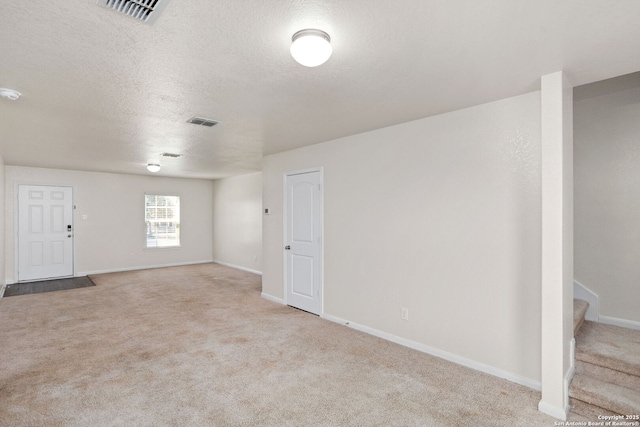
(3, 276), (96, 297)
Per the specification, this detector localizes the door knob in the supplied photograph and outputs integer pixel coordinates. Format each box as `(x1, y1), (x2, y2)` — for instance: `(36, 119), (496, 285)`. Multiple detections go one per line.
(284, 245), (291, 250)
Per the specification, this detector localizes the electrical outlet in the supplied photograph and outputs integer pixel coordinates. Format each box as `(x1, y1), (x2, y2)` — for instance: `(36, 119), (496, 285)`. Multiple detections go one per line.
(401, 307), (409, 321)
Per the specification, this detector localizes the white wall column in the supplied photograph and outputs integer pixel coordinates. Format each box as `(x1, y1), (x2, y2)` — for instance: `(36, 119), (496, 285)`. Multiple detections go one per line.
(0, 154), (5, 289)
(539, 71), (574, 420)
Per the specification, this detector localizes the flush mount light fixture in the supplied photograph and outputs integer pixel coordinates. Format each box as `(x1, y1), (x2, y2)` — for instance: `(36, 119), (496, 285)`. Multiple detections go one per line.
(147, 163), (161, 173)
(0, 88), (21, 101)
(290, 29), (332, 67)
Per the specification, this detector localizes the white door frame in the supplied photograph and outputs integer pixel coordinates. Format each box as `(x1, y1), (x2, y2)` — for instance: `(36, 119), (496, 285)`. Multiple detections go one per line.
(283, 167), (324, 315)
(15, 183), (75, 282)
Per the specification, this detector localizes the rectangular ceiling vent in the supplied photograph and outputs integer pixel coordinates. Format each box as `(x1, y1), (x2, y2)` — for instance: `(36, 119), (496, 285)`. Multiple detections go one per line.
(187, 116), (220, 127)
(160, 152), (183, 158)
(96, 0), (170, 24)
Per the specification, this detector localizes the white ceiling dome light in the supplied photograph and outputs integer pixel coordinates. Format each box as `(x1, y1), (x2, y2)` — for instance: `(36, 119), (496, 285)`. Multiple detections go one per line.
(290, 29), (332, 67)
(0, 88), (21, 101)
(147, 163), (161, 173)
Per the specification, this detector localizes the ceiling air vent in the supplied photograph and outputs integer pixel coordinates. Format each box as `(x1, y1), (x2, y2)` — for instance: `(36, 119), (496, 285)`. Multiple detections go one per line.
(160, 152), (183, 158)
(96, 0), (170, 24)
(187, 117), (219, 127)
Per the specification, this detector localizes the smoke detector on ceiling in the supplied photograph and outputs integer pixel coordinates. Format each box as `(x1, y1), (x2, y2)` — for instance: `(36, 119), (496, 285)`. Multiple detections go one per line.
(96, 0), (170, 24)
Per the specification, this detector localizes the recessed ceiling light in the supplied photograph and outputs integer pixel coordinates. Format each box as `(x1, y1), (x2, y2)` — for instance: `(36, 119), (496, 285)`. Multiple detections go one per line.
(290, 29), (332, 67)
(0, 88), (21, 101)
(147, 163), (161, 173)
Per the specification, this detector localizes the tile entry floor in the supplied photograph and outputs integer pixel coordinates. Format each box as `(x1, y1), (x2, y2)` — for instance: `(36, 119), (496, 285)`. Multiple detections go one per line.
(3, 276), (96, 297)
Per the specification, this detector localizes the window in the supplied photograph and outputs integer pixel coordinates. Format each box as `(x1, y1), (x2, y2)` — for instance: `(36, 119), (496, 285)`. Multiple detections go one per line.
(145, 194), (180, 248)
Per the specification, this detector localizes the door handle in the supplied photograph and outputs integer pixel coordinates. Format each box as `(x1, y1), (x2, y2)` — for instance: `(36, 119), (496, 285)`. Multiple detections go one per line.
(284, 245), (291, 250)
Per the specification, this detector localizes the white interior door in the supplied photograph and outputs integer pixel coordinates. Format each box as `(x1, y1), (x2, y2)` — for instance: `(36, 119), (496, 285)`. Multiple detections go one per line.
(18, 185), (74, 281)
(285, 170), (323, 315)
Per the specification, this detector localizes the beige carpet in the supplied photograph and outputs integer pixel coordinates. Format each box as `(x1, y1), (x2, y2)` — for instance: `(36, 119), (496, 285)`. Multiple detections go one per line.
(0, 263), (584, 426)
(575, 321), (640, 377)
(570, 320), (640, 416)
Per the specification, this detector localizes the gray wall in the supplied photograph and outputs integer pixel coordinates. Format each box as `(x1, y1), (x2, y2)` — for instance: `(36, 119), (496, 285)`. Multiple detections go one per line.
(212, 172), (262, 273)
(5, 166), (213, 282)
(574, 73), (640, 323)
(263, 91), (542, 385)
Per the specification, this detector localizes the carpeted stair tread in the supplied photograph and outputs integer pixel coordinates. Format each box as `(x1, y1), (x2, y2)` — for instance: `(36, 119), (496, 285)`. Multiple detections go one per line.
(576, 359), (640, 391)
(570, 397), (619, 420)
(575, 321), (640, 377)
(573, 299), (589, 335)
(569, 373), (640, 415)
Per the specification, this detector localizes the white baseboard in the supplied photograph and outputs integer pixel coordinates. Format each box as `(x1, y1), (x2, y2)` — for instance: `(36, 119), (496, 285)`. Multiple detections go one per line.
(77, 259), (214, 277)
(538, 400), (568, 421)
(261, 293), (285, 305)
(212, 260), (262, 276)
(321, 313), (541, 392)
(599, 315), (640, 331)
(573, 280), (599, 322)
(5, 260), (259, 288)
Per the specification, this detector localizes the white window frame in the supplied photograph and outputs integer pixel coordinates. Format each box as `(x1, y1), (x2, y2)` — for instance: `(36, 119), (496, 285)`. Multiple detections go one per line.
(145, 194), (180, 249)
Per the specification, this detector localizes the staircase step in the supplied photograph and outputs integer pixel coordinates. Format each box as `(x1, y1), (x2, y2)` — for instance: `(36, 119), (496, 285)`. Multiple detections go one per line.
(570, 373), (640, 415)
(577, 360), (640, 391)
(575, 321), (640, 377)
(574, 299), (589, 335)
(570, 397), (619, 420)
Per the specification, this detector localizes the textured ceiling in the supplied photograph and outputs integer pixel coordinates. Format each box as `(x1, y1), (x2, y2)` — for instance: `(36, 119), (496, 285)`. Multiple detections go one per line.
(1, 0), (640, 179)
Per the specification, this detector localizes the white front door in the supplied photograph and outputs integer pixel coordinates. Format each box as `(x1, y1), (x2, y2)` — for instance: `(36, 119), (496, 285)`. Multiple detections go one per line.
(285, 170), (323, 315)
(18, 185), (74, 281)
